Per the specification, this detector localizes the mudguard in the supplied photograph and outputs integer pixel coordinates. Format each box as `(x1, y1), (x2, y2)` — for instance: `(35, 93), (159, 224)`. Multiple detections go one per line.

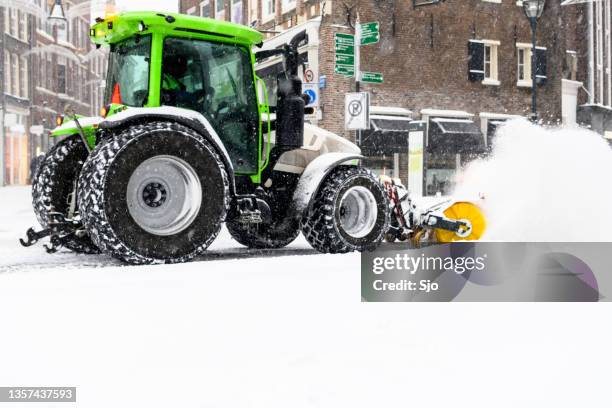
(291, 152), (363, 218)
(98, 106), (236, 194)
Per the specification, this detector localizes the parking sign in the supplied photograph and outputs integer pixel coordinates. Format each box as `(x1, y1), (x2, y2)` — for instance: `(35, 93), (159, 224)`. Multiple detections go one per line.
(345, 92), (370, 130)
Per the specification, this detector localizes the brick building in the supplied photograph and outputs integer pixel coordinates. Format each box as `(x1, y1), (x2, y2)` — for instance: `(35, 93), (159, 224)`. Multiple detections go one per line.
(0, 0), (106, 186)
(180, 0), (587, 195)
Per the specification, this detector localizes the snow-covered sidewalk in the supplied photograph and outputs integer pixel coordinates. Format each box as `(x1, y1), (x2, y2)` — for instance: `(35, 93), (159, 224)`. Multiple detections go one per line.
(0, 187), (609, 408)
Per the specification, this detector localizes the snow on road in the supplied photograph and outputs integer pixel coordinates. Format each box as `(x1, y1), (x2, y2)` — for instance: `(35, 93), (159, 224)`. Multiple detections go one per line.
(0, 186), (611, 407)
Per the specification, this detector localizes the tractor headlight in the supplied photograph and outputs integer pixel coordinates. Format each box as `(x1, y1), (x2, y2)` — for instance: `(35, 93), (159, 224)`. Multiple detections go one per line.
(138, 21), (147, 32)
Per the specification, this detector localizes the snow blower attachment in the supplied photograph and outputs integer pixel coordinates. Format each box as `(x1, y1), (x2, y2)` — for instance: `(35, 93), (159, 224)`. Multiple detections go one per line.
(379, 176), (487, 246)
(23, 12), (390, 264)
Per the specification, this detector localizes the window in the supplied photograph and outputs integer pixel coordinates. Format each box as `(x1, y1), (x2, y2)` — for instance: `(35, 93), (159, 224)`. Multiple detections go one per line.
(20, 56), (28, 98)
(162, 37), (259, 174)
(517, 43), (532, 86)
(231, 0), (243, 24)
(9, 8), (17, 37)
(3, 50), (10, 93)
(468, 39), (499, 85)
(58, 58), (67, 94)
(263, 0), (275, 20)
(215, 0), (225, 20)
(200, 0), (211, 17)
(11, 53), (19, 96)
(104, 35), (152, 106)
(19, 10), (28, 41)
(483, 41), (499, 84)
(516, 43), (547, 86)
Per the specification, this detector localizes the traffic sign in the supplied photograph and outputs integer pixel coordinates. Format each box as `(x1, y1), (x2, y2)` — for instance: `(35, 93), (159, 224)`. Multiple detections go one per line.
(335, 33), (355, 77)
(345, 92), (370, 130)
(335, 43), (355, 55)
(303, 69), (315, 83)
(335, 33), (354, 44)
(361, 71), (384, 83)
(335, 54), (355, 65)
(360, 22), (380, 45)
(302, 83), (319, 107)
(335, 64), (355, 77)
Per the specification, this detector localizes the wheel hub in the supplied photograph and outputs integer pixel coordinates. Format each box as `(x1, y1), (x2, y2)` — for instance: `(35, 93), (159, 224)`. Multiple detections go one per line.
(126, 155), (202, 236)
(339, 186), (378, 239)
(142, 182), (168, 208)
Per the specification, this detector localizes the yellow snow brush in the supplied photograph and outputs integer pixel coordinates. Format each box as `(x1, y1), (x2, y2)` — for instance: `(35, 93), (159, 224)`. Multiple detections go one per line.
(433, 201), (487, 243)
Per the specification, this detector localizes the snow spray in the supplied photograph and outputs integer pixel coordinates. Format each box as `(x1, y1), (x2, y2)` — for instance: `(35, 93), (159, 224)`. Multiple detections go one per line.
(453, 118), (612, 241)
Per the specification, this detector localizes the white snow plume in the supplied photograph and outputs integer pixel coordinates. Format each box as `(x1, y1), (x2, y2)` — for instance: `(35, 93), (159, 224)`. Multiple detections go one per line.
(453, 118), (612, 241)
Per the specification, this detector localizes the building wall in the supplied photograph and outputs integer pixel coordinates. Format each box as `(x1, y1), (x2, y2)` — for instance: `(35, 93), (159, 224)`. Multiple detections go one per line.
(0, 0), (107, 186)
(180, 0), (588, 189)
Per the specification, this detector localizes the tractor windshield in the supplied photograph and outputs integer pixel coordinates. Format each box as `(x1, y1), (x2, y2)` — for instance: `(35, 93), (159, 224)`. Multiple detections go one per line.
(162, 37), (259, 174)
(104, 35), (151, 107)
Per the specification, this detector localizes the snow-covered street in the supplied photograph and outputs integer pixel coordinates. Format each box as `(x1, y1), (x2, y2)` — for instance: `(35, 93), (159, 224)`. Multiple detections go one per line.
(0, 186), (611, 407)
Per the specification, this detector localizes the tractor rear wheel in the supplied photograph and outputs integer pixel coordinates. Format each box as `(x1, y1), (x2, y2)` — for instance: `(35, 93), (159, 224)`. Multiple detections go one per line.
(31, 135), (99, 254)
(78, 121), (229, 264)
(301, 166), (389, 254)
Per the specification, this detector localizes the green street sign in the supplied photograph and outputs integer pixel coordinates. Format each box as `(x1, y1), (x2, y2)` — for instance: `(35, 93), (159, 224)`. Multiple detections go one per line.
(335, 33), (354, 45)
(335, 54), (355, 66)
(360, 22), (380, 45)
(335, 43), (355, 55)
(361, 71), (384, 83)
(335, 64), (355, 77)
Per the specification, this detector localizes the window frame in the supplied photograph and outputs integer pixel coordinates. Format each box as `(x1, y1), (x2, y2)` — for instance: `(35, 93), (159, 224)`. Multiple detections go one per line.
(516, 43), (533, 87)
(482, 40), (500, 86)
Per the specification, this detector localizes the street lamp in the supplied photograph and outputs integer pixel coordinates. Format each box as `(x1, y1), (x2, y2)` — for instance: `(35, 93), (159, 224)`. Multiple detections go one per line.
(522, 0), (546, 122)
(48, 0), (67, 23)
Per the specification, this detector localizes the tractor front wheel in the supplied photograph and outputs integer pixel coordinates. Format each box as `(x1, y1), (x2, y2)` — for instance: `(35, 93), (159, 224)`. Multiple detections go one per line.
(301, 166), (389, 254)
(78, 121), (229, 264)
(31, 135), (99, 254)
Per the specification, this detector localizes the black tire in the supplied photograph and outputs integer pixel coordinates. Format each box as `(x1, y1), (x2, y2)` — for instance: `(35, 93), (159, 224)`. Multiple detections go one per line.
(31, 135), (99, 254)
(301, 166), (389, 254)
(78, 121), (229, 264)
(226, 217), (300, 249)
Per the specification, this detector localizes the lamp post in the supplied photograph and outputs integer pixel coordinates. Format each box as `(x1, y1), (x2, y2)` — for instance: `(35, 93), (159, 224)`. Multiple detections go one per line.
(522, 0), (546, 122)
(48, 0), (67, 23)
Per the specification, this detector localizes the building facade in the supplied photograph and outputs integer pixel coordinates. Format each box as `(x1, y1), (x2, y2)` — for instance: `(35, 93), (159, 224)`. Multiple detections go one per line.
(574, 0), (612, 137)
(0, 0), (106, 186)
(181, 1), (587, 195)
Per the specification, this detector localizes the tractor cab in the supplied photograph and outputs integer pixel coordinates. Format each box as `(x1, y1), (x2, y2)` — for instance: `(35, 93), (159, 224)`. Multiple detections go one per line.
(96, 12), (264, 174)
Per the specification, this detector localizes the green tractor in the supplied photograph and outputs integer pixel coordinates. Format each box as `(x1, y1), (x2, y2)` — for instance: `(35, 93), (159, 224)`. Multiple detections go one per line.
(22, 11), (389, 264)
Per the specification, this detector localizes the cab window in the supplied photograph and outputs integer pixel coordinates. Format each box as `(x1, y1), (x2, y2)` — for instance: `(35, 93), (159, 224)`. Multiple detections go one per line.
(105, 35), (151, 107)
(162, 37), (259, 174)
